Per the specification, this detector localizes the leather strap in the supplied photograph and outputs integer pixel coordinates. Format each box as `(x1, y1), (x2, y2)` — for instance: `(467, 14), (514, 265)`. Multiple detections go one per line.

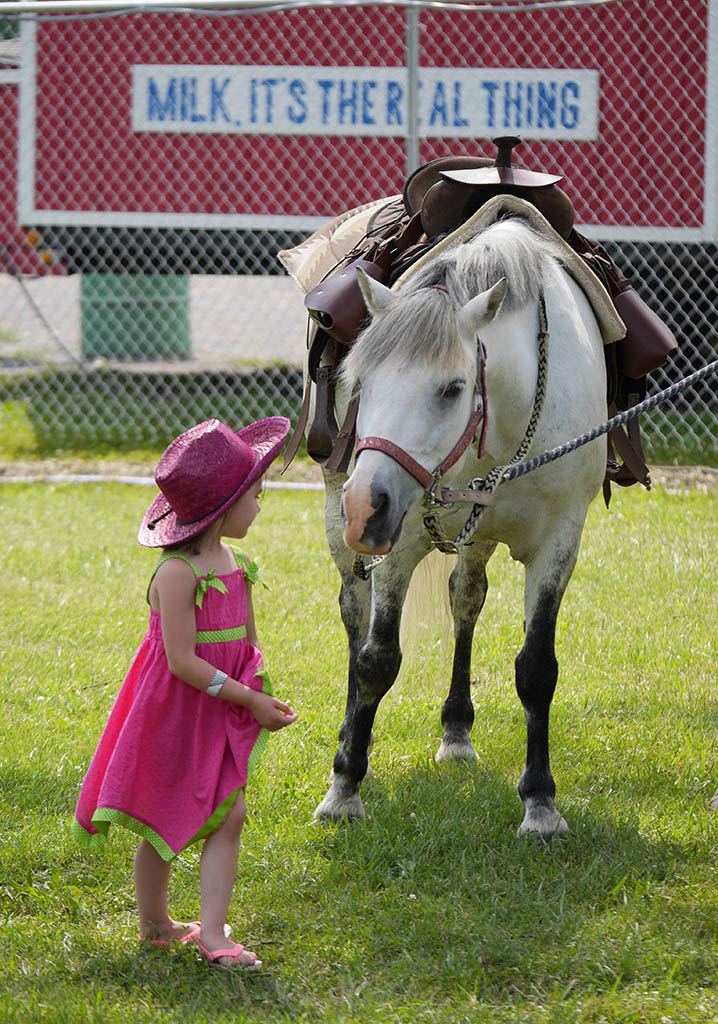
(355, 394), (485, 492)
(282, 381), (311, 473)
(433, 487), (496, 506)
(355, 436), (434, 488)
(434, 402), (486, 478)
(325, 392), (360, 473)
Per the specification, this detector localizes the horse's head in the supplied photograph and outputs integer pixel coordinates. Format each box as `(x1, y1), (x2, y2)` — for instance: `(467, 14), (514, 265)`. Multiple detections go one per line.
(340, 270), (506, 555)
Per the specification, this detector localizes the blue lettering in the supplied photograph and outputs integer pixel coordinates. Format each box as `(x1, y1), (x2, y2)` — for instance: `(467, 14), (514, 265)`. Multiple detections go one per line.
(180, 78), (190, 121)
(362, 81), (377, 125)
(537, 82), (557, 128)
(338, 81), (360, 124)
(503, 82), (522, 128)
(429, 82), (449, 126)
(189, 79), (206, 123)
(288, 79), (307, 124)
(260, 78), (280, 124)
(148, 77), (177, 121)
(387, 81), (403, 125)
(210, 78), (231, 123)
(482, 81), (500, 127)
(525, 82), (534, 129)
(452, 82), (469, 127)
(317, 80), (334, 123)
(561, 81), (579, 129)
(250, 79), (258, 123)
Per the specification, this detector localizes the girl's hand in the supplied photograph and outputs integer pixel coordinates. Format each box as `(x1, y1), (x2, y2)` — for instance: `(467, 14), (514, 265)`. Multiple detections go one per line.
(246, 690), (298, 731)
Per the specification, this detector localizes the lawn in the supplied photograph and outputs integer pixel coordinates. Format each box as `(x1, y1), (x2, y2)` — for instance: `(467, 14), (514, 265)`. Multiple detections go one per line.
(0, 478), (716, 1023)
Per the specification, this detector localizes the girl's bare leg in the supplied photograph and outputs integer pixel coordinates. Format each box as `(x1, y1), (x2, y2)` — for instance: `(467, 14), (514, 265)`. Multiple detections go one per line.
(199, 790), (256, 966)
(134, 840), (196, 942)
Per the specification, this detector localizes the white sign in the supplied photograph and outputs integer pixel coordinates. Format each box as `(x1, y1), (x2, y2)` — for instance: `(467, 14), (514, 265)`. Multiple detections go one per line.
(131, 65), (600, 141)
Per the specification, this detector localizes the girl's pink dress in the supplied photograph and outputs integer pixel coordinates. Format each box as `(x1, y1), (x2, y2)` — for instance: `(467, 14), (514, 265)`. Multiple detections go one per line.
(73, 550), (271, 861)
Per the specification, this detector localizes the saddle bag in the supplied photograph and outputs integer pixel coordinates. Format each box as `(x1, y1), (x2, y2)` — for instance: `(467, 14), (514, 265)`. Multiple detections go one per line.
(305, 258), (390, 346)
(613, 287), (678, 378)
(304, 211), (424, 346)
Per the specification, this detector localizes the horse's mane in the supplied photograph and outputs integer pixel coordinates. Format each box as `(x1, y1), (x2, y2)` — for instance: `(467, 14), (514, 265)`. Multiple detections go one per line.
(343, 216), (564, 385)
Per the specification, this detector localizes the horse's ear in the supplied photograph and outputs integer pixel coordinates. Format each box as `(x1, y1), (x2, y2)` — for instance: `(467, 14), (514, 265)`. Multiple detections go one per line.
(357, 267), (397, 317)
(458, 278), (508, 336)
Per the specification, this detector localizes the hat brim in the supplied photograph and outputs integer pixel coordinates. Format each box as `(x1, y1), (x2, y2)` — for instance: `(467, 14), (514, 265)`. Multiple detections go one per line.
(137, 416), (290, 547)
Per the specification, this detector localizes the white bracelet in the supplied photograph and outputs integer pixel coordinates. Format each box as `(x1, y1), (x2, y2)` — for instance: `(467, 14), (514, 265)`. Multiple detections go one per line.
(206, 669), (228, 697)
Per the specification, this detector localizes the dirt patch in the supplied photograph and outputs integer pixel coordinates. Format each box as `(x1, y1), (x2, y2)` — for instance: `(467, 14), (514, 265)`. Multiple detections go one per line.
(649, 466), (718, 491)
(0, 456), (324, 485)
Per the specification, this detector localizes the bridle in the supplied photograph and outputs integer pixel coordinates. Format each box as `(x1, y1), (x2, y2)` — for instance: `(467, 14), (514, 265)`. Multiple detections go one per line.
(351, 289), (550, 578)
(355, 282), (493, 504)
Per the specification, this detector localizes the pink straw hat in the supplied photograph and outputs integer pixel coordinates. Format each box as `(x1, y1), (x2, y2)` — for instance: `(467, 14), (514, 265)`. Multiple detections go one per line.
(138, 417), (290, 547)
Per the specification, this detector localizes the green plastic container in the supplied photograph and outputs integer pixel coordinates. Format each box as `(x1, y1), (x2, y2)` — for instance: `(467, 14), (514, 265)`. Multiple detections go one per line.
(80, 274), (191, 360)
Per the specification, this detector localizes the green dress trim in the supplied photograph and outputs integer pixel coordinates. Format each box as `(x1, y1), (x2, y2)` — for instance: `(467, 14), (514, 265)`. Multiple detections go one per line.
(195, 624), (247, 644)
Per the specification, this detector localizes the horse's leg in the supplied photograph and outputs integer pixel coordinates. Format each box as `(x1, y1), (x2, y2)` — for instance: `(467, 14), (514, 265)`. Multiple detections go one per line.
(515, 520), (584, 840)
(320, 473), (372, 804)
(436, 540), (497, 763)
(314, 553), (423, 822)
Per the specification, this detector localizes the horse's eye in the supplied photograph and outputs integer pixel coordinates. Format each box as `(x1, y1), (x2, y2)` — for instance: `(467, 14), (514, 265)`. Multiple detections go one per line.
(441, 380), (465, 400)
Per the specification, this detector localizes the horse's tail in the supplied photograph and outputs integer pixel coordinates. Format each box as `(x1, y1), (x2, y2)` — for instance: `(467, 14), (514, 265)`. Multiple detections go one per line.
(399, 550), (454, 675)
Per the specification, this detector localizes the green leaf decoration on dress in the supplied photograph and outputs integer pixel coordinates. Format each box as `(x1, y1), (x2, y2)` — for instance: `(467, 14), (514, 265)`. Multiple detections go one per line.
(195, 568), (228, 609)
(244, 557), (269, 590)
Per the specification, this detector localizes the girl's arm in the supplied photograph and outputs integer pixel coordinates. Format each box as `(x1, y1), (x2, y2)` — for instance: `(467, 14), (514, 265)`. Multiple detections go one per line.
(154, 559), (296, 730)
(244, 574), (259, 647)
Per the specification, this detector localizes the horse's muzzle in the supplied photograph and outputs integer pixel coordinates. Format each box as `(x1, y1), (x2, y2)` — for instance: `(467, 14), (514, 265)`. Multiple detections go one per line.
(341, 472), (405, 554)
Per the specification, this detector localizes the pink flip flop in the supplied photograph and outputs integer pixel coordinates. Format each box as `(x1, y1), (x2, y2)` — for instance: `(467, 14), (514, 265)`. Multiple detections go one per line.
(195, 935), (262, 971)
(139, 921), (201, 947)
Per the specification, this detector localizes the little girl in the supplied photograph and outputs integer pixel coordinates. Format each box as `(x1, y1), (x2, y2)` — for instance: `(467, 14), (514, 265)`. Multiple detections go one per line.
(73, 417), (297, 969)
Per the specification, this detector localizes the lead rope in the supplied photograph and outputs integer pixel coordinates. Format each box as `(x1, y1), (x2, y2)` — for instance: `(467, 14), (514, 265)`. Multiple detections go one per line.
(353, 291), (549, 577)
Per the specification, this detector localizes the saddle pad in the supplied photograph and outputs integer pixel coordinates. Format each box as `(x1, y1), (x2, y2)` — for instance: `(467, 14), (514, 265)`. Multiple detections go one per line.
(392, 195), (625, 347)
(278, 193), (624, 347)
(278, 196), (402, 293)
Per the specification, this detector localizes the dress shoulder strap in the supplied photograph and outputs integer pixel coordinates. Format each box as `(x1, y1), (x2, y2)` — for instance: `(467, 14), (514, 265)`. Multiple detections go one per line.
(227, 545), (267, 589)
(146, 551), (201, 604)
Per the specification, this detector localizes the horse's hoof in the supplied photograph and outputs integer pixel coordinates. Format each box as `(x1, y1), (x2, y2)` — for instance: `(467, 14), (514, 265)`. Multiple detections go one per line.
(517, 802), (569, 841)
(435, 737), (479, 763)
(710, 791), (718, 812)
(313, 783), (365, 823)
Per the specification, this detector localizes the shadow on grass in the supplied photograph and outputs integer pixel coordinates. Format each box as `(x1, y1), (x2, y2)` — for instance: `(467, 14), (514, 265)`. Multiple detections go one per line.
(5, 754), (717, 1019)
(299, 758), (717, 998)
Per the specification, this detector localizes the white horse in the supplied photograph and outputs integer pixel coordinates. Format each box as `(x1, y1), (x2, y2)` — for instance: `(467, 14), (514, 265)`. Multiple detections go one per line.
(309, 212), (613, 840)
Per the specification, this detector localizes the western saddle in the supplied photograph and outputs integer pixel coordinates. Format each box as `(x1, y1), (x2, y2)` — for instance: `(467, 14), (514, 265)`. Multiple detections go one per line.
(285, 137), (677, 505)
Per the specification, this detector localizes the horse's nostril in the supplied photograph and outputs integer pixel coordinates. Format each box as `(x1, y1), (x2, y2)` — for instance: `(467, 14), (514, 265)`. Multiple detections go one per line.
(369, 482), (389, 519)
(371, 489), (388, 515)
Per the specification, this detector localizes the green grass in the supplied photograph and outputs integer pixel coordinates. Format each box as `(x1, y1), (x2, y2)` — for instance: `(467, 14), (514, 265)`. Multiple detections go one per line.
(0, 481), (716, 1022)
(0, 365), (303, 455)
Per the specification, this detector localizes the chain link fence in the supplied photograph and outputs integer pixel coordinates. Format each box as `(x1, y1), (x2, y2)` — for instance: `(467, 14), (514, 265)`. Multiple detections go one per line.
(0, 0), (716, 462)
